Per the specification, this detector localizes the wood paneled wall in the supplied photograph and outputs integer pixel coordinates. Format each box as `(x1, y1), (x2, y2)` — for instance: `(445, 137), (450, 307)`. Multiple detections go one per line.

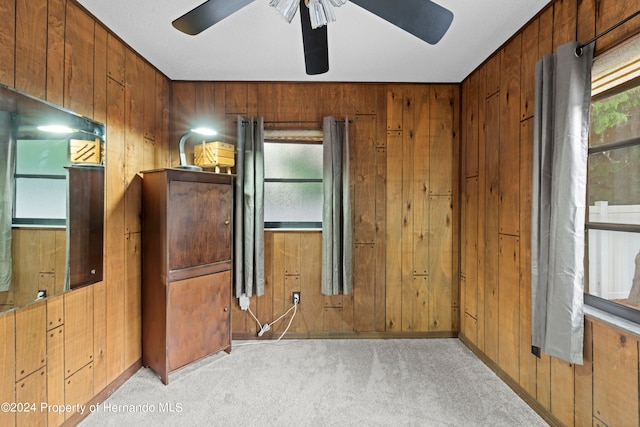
(169, 82), (459, 337)
(2, 0), (638, 425)
(460, 0), (640, 426)
(0, 0), (169, 425)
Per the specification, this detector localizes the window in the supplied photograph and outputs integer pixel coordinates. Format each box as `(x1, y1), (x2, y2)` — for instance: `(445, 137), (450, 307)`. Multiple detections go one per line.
(13, 139), (68, 226)
(585, 37), (640, 322)
(263, 130), (323, 229)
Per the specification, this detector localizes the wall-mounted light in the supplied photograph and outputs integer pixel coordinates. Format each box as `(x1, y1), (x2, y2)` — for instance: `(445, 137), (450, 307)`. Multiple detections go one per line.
(178, 127), (218, 171)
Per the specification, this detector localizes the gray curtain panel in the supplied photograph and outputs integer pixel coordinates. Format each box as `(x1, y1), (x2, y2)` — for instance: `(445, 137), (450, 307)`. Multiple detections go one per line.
(531, 41), (593, 365)
(322, 116), (352, 295)
(234, 116), (265, 298)
(0, 111), (14, 292)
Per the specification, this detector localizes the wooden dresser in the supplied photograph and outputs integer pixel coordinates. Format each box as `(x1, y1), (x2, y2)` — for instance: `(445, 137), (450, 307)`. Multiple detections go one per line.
(141, 168), (233, 384)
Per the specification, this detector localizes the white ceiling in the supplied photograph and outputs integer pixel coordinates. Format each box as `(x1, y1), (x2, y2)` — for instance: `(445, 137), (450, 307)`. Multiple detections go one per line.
(77, 0), (551, 83)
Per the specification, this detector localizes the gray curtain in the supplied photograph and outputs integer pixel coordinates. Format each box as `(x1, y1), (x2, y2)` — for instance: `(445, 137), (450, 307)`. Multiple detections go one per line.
(531, 41), (593, 365)
(0, 111), (14, 292)
(322, 116), (352, 295)
(234, 116), (265, 298)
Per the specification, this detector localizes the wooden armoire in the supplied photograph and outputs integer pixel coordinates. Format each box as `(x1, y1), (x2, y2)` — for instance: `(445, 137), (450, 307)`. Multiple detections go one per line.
(141, 168), (233, 384)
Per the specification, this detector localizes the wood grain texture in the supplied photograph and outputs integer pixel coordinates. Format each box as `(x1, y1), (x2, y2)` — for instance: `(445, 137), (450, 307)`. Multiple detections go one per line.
(429, 196), (453, 332)
(550, 357), (575, 426)
(498, 235), (520, 381)
(385, 130), (403, 332)
(105, 77), (126, 385)
(15, 0), (47, 98)
(552, 0), (577, 50)
(64, 362), (93, 420)
(106, 33), (125, 85)
(16, 367), (46, 426)
(464, 177), (479, 320)
(484, 92), (500, 363)
(401, 88), (415, 332)
(374, 146), (387, 332)
(476, 65), (487, 353)
(0, 0), (15, 87)
(92, 280), (107, 395)
(592, 321), (639, 426)
(520, 18), (539, 121)
(124, 232), (142, 368)
(353, 115), (377, 245)
(0, 312), (15, 427)
(574, 319), (593, 427)
(354, 243), (376, 332)
(64, 1), (94, 116)
(47, 326), (65, 427)
(465, 71), (480, 177)
(93, 23), (108, 124)
(518, 119), (537, 397)
(46, 0), (66, 105)
(429, 85), (455, 197)
(498, 35), (521, 237)
(15, 301), (46, 381)
(535, 353), (552, 410)
(64, 286), (94, 379)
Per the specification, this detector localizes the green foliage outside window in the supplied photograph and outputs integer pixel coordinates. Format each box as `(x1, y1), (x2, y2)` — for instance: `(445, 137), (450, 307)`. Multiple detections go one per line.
(588, 83), (640, 206)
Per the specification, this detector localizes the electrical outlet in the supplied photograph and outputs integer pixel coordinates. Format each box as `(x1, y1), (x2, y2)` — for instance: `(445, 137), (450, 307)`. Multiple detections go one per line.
(292, 291), (300, 305)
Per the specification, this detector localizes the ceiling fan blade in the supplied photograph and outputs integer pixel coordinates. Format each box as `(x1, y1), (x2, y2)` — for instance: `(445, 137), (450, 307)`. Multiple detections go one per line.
(350, 0), (453, 45)
(299, 0), (329, 75)
(172, 0), (254, 36)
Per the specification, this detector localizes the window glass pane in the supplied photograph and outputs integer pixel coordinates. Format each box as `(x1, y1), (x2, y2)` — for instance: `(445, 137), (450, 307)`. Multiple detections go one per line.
(14, 178), (66, 219)
(587, 144), (640, 210)
(264, 142), (322, 179)
(589, 82), (640, 148)
(264, 182), (322, 223)
(16, 139), (68, 175)
(587, 229), (640, 309)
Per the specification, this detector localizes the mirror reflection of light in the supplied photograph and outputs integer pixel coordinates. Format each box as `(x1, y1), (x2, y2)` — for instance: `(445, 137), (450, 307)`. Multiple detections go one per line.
(37, 124), (75, 134)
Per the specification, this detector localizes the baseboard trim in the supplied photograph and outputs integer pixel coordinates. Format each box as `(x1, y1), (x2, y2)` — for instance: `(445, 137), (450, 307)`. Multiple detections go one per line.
(458, 334), (563, 427)
(232, 330), (458, 340)
(62, 359), (142, 427)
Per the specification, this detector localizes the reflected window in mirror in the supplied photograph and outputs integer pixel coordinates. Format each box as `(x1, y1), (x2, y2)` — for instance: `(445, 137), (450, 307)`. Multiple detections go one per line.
(0, 83), (105, 313)
(13, 139), (68, 226)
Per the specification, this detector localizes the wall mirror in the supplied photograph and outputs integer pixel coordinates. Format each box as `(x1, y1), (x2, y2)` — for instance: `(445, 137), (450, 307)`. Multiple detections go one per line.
(0, 83), (106, 314)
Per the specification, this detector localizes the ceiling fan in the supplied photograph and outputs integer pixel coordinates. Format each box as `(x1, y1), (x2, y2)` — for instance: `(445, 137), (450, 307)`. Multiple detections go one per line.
(172, 0), (454, 75)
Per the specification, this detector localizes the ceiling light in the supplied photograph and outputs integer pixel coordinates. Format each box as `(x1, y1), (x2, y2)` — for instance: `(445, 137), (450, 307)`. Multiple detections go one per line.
(270, 0), (347, 29)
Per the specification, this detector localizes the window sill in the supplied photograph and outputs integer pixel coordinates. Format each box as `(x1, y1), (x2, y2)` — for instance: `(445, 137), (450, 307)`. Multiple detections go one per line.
(584, 304), (640, 338)
(264, 228), (321, 232)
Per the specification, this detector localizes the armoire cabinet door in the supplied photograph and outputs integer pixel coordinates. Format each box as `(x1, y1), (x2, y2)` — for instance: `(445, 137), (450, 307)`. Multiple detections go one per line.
(167, 180), (232, 270)
(167, 271), (231, 372)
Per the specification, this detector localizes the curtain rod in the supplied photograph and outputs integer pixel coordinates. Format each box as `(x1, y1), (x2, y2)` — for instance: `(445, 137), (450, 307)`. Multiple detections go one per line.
(576, 10), (640, 56)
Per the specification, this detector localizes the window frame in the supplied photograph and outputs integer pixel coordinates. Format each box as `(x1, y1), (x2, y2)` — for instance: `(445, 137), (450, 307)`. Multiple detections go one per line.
(585, 45), (640, 324)
(262, 136), (323, 230)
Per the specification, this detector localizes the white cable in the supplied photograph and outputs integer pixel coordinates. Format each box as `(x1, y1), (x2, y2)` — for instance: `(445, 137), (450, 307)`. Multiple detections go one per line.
(235, 301), (299, 346)
(273, 303), (297, 343)
(247, 306), (262, 329)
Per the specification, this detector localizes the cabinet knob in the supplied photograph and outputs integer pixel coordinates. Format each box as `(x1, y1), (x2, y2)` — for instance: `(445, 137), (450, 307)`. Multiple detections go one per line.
(224, 220), (230, 225)
(224, 307), (228, 312)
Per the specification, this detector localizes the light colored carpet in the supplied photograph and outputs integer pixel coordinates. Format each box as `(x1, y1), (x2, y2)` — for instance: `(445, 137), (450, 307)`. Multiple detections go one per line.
(80, 339), (548, 426)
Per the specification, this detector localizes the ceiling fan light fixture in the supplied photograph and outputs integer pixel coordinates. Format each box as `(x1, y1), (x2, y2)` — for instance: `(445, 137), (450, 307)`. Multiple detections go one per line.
(269, 0), (300, 23)
(308, 0), (332, 29)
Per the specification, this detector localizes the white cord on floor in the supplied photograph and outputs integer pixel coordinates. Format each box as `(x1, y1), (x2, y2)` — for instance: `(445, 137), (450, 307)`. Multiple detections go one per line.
(235, 302), (298, 347)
